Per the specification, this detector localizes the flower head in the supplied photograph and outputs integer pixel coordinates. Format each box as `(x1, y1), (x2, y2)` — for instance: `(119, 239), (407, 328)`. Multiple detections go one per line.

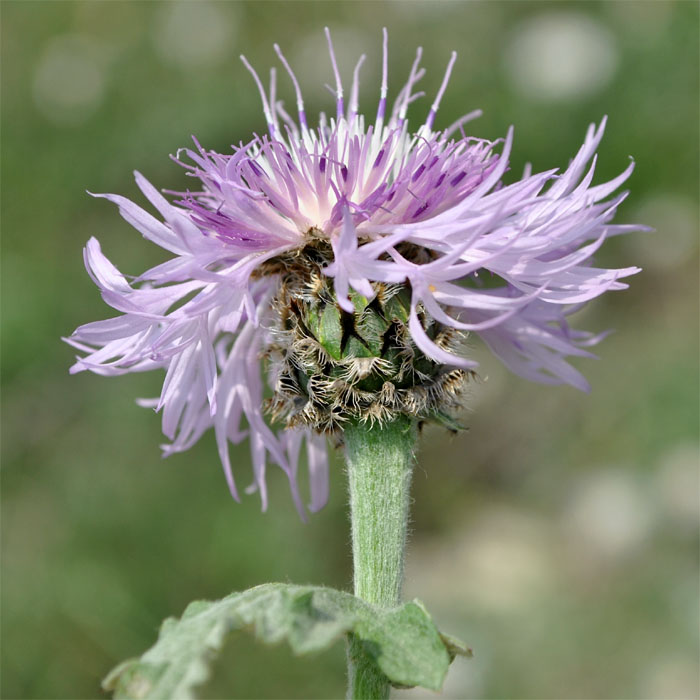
(66, 29), (643, 516)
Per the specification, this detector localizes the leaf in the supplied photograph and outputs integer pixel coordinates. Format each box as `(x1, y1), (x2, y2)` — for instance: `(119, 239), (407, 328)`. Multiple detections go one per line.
(103, 583), (469, 700)
(439, 631), (474, 662)
(355, 601), (452, 691)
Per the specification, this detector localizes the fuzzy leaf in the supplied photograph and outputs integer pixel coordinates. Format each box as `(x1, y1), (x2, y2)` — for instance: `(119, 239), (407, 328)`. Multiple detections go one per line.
(103, 583), (468, 700)
(440, 631), (474, 662)
(355, 601), (452, 691)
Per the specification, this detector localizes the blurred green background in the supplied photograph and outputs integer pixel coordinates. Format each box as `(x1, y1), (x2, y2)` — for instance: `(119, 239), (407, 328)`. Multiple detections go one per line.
(2, 1), (698, 699)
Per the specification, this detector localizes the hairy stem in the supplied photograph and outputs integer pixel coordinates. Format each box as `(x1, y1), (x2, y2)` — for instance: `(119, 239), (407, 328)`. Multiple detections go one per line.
(344, 416), (417, 700)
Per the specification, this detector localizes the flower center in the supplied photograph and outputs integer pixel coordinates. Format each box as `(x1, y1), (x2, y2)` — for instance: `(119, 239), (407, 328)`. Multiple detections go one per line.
(261, 239), (473, 435)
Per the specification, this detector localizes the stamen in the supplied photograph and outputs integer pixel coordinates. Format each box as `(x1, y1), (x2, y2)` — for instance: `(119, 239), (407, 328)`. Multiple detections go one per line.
(268, 67), (280, 135)
(273, 43), (309, 132)
(275, 102), (300, 137)
(240, 55), (276, 135)
(375, 27), (388, 129)
(397, 47), (424, 124)
(406, 91), (426, 106)
(424, 51), (457, 133)
(348, 54), (366, 121)
(324, 27), (344, 120)
(442, 109), (483, 140)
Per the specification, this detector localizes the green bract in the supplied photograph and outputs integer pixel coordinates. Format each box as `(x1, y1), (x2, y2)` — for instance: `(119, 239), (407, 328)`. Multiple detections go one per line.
(263, 240), (472, 435)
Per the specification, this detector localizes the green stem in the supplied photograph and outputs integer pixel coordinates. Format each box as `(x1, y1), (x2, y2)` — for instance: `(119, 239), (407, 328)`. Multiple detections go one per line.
(344, 416), (417, 700)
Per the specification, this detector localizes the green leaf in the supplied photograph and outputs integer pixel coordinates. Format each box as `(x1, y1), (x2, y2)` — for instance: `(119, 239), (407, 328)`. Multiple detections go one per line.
(355, 601), (451, 691)
(439, 631), (474, 662)
(103, 583), (469, 700)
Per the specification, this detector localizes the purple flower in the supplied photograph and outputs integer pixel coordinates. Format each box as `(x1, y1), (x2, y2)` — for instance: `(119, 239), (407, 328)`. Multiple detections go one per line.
(66, 29), (643, 515)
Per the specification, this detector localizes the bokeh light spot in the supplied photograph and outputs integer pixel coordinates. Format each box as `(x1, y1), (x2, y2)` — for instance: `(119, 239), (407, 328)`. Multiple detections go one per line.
(33, 34), (106, 126)
(564, 470), (653, 559)
(505, 12), (619, 101)
(628, 193), (699, 271)
(153, 2), (234, 70)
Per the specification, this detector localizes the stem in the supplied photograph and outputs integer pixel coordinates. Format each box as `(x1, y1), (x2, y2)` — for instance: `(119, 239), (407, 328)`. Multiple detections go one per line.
(344, 416), (417, 700)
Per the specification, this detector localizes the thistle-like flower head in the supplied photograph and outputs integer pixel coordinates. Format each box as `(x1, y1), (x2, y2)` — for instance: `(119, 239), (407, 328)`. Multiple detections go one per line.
(66, 29), (643, 516)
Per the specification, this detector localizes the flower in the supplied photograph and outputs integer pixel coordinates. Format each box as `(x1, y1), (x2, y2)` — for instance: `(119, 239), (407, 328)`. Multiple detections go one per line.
(66, 29), (643, 516)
